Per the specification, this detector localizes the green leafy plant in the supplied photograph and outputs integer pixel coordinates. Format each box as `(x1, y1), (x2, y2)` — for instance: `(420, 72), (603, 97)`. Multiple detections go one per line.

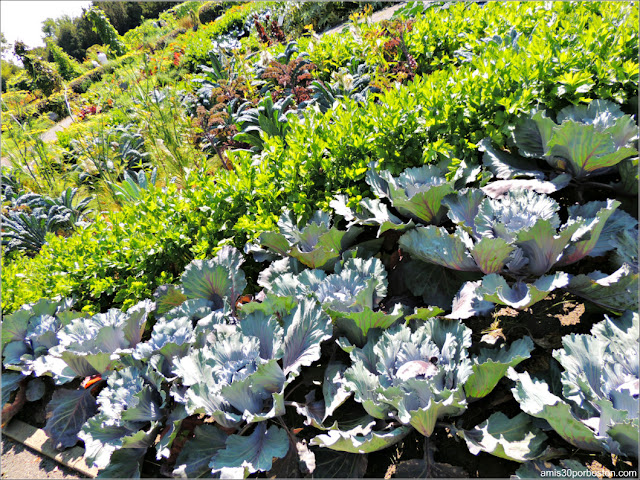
(85, 7), (127, 57)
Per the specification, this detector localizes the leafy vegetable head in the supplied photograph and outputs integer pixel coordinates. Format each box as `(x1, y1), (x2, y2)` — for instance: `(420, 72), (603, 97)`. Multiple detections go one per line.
(513, 100), (638, 179)
(2, 297), (76, 376)
(255, 210), (362, 270)
(341, 319), (473, 436)
(510, 311), (639, 458)
(48, 300), (154, 378)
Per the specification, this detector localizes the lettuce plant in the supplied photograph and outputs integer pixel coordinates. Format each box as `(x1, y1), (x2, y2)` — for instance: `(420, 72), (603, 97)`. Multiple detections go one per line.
(509, 311), (639, 458)
(252, 209), (362, 271)
(399, 189), (622, 316)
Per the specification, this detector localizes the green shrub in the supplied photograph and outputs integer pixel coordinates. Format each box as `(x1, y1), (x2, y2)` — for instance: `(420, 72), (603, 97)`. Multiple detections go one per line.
(198, 1), (230, 25)
(67, 51), (138, 94)
(1, 180), (220, 314)
(85, 7), (127, 57)
(13, 41), (62, 96)
(3, 1), (637, 315)
(5, 69), (32, 92)
(168, 1), (202, 20)
(45, 38), (83, 81)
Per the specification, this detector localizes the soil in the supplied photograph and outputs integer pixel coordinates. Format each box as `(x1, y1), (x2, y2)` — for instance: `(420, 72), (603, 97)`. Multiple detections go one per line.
(1, 437), (82, 479)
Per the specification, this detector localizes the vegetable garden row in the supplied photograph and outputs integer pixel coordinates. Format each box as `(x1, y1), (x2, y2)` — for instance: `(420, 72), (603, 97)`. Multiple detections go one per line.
(1, 2), (638, 478)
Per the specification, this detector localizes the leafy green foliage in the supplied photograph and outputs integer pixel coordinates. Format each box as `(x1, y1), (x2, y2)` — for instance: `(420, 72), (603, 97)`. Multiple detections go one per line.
(85, 7), (127, 57)
(509, 312), (639, 458)
(45, 37), (83, 81)
(2, 184), (92, 256)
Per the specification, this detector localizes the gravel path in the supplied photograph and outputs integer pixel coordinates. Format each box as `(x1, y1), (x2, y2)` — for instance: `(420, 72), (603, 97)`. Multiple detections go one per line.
(320, 2), (406, 36)
(1, 437), (82, 479)
(39, 117), (74, 143)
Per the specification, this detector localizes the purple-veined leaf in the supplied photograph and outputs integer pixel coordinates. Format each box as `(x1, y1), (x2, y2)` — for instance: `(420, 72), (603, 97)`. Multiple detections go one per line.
(447, 280), (495, 320)
(479, 136), (546, 178)
(555, 199), (620, 267)
(457, 412), (553, 462)
(310, 417), (411, 453)
(567, 265), (638, 312)
(481, 175), (571, 198)
(399, 226), (478, 271)
(282, 300), (332, 380)
(44, 388), (98, 450)
(172, 424), (228, 478)
(181, 245), (246, 307)
(470, 236), (514, 274)
(464, 336), (534, 399)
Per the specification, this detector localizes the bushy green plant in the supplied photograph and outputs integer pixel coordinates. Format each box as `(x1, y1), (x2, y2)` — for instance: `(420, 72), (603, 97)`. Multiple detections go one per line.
(3, 0), (638, 319)
(45, 38), (83, 81)
(198, 1), (233, 25)
(85, 7), (127, 57)
(13, 41), (62, 96)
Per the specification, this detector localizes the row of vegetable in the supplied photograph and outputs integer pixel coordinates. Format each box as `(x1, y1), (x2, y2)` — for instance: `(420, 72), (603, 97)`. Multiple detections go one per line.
(1, 1), (638, 477)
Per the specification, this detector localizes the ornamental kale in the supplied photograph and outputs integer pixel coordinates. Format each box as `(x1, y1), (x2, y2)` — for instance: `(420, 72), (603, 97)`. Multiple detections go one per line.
(509, 311), (639, 458)
(251, 209), (362, 271)
(399, 189), (622, 315)
(480, 99), (638, 191)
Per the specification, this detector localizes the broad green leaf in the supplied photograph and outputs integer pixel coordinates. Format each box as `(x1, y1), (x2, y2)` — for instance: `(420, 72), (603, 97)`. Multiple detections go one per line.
(258, 232), (290, 256)
(547, 122), (637, 178)
(311, 449), (367, 478)
(513, 111), (557, 160)
(332, 304), (404, 347)
(515, 220), (581, 276)
(509, 370), (604, 452)
(567, 264), (638, 312)
(457, 412), (551, 462)
(330, 195), (415, 237)
(478, 273), (569, 310)
(239, 310), (284, 360)
(181, 246), (246, 306)
(151, 286), (186, 316)
(2, 372), (24, 406)
(479, 137), (545, 178)
(282, 300), (333, 380)
(481, 176), (571, 198)
(399, 226), (478, 271)
(25, 378), (46, 402)
(465, 336), (534, 399)
(470, 236), (514, 274)
(173, 424), (228, 478)
(310, 419), (411, 453)
(209, 423), (289, 475)
(556, 200), (620, 268)
(96, 447), (147, 479)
